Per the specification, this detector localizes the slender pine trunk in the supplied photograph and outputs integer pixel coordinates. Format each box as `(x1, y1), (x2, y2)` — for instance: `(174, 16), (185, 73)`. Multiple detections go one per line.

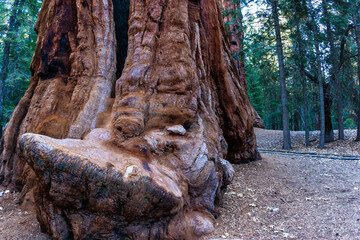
(294, 10), (309, 146)
(271, 0), (291, 149)
(357, 105), (360, 141)
(318, 77), (326, 147)
(302, 71), (310, 146)
(322, 0), (344, 140)
(309, 4), (326, 148)
(353, 13), (360, 141)
(314, 34), (326, 148)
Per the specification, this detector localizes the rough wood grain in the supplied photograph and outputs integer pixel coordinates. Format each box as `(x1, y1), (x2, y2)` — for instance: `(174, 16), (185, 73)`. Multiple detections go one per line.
(1, 0), (260, 239)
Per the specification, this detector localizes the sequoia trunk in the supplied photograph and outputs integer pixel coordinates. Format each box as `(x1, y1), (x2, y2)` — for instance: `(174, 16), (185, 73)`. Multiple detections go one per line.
(221, 0), (264, 128)
(1, 0), (259, 239)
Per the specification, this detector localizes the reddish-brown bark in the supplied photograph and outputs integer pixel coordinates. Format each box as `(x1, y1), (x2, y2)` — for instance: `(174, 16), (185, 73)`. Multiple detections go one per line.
(220, 0), (264, 128)
(1, 0), (259, 239)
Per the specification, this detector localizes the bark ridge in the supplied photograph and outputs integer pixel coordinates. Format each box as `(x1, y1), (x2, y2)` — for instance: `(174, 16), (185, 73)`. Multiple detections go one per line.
(1, 0), (259, 239)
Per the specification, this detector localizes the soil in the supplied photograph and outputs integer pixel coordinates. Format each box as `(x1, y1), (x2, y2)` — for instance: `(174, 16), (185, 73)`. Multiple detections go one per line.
(203, 128), (360, 240)
(1, 128), (360, 239)
(0, 186), (49, 240)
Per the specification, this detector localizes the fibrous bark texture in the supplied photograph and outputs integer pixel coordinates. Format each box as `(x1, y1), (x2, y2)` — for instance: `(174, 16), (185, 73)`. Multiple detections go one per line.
(221, 0), (264, 129)
(1, 0), (259, 239)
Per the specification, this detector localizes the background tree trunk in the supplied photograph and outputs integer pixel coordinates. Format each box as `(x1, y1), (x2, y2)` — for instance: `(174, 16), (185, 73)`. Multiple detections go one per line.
(353, 12), (360, 141)
(221, 0), (264, 128)
(270, 0), (291, 149)
(294, 5), (309, 146)
(323, 0), (344, 140)
(309, 6), (326, 148)
(318, 75), (326, 148)
(324, 82), (335, 142)
(1, 0), (259, 239)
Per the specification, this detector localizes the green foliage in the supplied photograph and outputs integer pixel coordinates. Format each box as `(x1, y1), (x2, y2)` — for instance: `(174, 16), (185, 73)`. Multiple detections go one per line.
(344, 118), (356, 129)
(0, 0), (41, 125)
(222, 0), (360, 134)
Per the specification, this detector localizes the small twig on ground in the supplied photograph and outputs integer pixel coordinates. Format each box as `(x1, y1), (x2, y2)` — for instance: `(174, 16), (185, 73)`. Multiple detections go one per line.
(6, 210), (14, 218)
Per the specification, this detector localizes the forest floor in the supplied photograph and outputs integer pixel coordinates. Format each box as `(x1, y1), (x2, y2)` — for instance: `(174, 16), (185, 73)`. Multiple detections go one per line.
(0, 186), (48, 239)
(1, 128), (360, 239)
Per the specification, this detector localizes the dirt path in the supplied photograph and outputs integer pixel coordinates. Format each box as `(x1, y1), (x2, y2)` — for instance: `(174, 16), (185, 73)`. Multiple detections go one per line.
(203, 153), (360, 239)
(204, 129), (360, 239)
(259, 149), (360, 161)
(1, 128), (360, 239)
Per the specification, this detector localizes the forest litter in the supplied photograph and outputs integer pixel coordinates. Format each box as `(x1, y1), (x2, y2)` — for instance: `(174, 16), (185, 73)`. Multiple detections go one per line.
(0, 186), (49, 240)
(203, 128), (360, 240)
(1, 128), (360, 239)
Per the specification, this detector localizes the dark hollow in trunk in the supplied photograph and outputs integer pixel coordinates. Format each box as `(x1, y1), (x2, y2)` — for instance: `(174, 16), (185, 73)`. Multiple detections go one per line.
(1, 1), (260, 239)
(113, 0), (130, 79)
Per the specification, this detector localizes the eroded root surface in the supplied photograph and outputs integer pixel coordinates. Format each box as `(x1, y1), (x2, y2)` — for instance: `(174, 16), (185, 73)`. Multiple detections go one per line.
(18, 123), (233, 239)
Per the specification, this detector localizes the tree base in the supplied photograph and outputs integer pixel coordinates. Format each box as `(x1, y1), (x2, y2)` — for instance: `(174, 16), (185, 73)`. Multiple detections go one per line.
(20, 125), (234, 239)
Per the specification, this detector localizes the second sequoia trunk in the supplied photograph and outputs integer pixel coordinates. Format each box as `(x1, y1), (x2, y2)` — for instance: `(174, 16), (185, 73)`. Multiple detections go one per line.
(221, 0), (264, 129)
(1, 0), (259, 239)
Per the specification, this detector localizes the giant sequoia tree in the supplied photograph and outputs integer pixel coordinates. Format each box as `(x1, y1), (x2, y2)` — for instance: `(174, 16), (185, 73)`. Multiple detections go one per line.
(0, 0), (259, 239)
(221, 0), (264, 129)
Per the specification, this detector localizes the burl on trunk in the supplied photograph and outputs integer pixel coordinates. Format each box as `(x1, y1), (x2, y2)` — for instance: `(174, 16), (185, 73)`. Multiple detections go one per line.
(0, 0), (259, 239)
